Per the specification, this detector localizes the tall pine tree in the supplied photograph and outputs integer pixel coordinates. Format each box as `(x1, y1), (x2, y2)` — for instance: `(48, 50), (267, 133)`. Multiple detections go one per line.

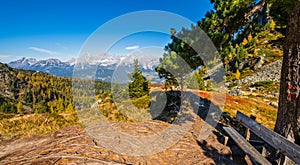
(128, 59), (149, 98)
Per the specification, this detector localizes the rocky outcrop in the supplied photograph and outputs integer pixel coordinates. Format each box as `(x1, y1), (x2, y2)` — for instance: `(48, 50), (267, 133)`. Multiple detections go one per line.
(239, 59), (282, 85)
(0, 117), (238, 165)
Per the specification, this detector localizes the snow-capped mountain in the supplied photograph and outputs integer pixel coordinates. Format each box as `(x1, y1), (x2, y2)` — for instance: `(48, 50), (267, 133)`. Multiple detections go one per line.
(8, 56), (161, 83)
(9, 57), (74, 77)
(74, 54), (160, 70)
(9, 57), (37, 70)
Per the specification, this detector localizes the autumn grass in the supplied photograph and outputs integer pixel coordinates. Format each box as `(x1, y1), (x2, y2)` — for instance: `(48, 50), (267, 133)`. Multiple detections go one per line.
(0, 91), (278, 139)
(223, 95), (277, 129)
(193, 90), (278, 130)
(0, 95), (152, 139)
(0, 112), (80, 139)
(97, 95), (152, 122)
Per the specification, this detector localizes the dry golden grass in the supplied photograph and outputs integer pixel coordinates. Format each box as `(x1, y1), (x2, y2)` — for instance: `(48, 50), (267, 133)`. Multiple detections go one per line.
(0, 112), (79, 139)
(223, 95), (277, 129)
(193, 91), (278, 130)
(0, 90), (278, 139)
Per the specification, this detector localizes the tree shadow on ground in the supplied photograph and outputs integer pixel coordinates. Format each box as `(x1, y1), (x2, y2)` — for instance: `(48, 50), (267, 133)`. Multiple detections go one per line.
(150, 90), (248, 164)
(197, 139), (245, 165)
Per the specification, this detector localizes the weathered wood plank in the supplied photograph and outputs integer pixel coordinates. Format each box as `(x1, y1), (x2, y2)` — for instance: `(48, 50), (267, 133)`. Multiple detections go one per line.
(236, 111), (300, 164)
(223, 127), (272, 165)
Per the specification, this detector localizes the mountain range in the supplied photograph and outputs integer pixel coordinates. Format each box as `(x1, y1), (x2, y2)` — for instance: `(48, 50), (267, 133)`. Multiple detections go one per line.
(8, 55), (162, 83)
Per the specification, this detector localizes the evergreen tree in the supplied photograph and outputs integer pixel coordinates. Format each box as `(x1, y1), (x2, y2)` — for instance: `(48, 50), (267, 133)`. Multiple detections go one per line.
(128, 59), (149, 98)
(185, 69), (206, 90)
(66, 103), (74, 112)
(155, 29), (205, 91)
(156, 0), (275, 88)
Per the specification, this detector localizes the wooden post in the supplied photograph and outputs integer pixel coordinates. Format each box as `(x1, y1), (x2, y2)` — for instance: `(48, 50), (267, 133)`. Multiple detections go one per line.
(261, 146), (267, 157)
(245, 115), (256, 141)
(224, 136), (229, 146)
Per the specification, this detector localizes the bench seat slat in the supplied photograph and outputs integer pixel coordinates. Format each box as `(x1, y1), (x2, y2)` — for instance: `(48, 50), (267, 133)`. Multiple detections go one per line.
(223, 127), (271, 165)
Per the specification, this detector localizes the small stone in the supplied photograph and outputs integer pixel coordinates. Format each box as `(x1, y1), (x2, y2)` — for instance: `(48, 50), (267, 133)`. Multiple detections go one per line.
(270, 102), (278, 107)
(274, 93), (280, 98)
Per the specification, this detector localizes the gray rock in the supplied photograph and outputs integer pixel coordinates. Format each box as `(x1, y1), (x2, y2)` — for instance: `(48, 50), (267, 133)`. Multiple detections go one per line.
(253, 54), (265, 70)
(265, 95), (274, 99)
(270, 102), (278, 107)
(249, 87), (256, 92)
(263, 99), (269, 102)
(229, 87), (244, 96)
(239, 59), (249, 71)
(240, 59), (282, 85)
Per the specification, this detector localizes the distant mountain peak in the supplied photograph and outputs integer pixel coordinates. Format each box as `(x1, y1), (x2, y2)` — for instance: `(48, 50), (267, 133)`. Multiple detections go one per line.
(9, 57), (73, 77)
(12, 57), (37, 66)
(8, 56), (161, 83)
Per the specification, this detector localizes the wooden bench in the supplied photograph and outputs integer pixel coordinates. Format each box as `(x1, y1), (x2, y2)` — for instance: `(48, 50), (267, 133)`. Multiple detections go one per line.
(223, 127), (271, 165)
(224, 111), (300, 165)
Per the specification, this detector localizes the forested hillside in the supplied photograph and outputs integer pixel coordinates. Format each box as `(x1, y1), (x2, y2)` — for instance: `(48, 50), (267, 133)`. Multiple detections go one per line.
(0, 62), (110, 114)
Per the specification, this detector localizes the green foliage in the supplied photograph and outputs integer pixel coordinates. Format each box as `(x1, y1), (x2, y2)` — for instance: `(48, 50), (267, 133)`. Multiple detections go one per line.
(202, 1), (284, 73)
(185, 69), (206, 90)
(34, 100), (48, 114)
(155, 0), (284, 85)
(0, 102), (17, 113)
(131, 95), (150, 109)
(0, 94), (17, 113)
(251, 80), (274, 88)
(249, 81), (280, 94)
(199, 0), (261, 50)
(155, 31), (205, 89)
(128, 59), (149, 98)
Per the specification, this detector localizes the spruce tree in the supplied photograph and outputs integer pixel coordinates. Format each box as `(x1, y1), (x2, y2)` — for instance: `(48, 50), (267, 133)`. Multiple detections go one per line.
(128, 59), (149, 98)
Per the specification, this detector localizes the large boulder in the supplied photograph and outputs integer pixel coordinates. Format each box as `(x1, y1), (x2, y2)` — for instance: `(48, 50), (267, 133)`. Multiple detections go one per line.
(0, 118), (237, 164)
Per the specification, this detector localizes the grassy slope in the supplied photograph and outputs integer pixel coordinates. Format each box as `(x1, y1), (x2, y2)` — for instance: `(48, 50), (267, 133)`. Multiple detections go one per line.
(195, 91), (277, 129)
(0, 112), (79, 139)
(0, 90), (278, 139)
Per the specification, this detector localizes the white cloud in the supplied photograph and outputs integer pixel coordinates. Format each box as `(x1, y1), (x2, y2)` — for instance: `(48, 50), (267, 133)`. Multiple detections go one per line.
(0, 54), (21, 63)
(125, 45), (139, 51)
(28, 47), (59, 55)
(0, 55), (9, 59)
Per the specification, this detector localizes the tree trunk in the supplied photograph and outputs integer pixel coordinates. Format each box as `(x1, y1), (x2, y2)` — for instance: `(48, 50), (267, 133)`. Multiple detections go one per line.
(274, 4), (300, 165)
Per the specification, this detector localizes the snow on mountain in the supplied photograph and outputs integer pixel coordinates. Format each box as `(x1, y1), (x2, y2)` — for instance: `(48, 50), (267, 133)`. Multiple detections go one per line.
(74, 54), (160, 70)
(8, 56), (161, 83)
(9, 57), (37, 69)
(9, 58), (74, 77)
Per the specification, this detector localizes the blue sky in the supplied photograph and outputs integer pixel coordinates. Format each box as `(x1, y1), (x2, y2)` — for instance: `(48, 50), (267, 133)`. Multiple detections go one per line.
(0, 0), (213, 63)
